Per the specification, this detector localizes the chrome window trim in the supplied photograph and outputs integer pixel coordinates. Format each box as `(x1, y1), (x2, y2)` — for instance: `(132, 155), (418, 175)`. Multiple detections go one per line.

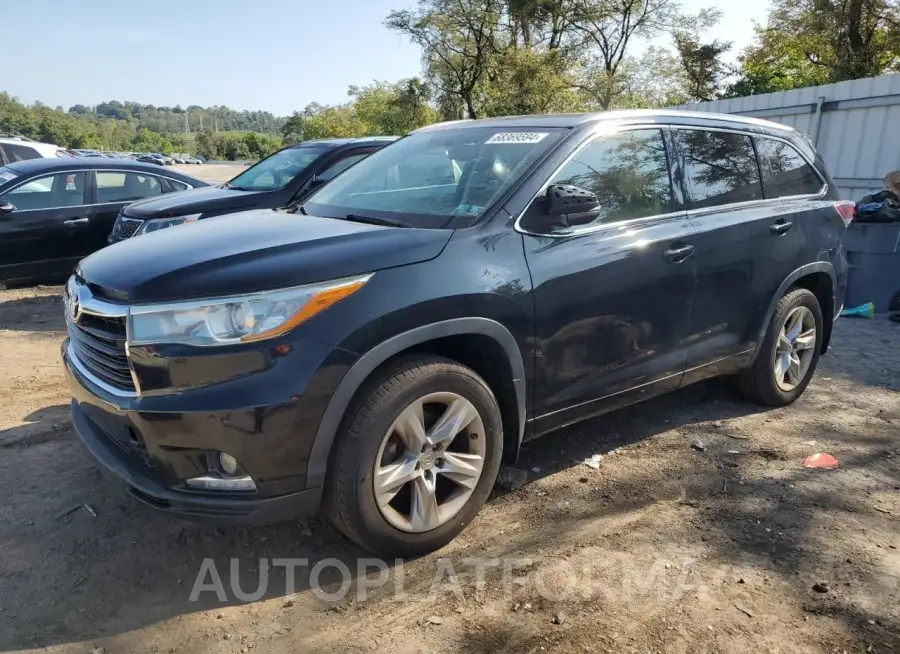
(514, 122), (829, 239)
(0, 167), (195, 213)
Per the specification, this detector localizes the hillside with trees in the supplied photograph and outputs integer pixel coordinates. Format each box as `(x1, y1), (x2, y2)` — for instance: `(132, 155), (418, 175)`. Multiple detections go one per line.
(2, 0), (898, 160)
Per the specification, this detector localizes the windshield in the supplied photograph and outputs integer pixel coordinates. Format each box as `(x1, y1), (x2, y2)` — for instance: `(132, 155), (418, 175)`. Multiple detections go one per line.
(303, 127), (565, 228)
(228, 146), (327, 191)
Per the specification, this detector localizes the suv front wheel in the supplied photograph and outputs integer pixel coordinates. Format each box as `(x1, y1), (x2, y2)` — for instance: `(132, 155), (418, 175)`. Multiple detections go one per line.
(325, 355), (503, 557)
(737, 287), (824, 406)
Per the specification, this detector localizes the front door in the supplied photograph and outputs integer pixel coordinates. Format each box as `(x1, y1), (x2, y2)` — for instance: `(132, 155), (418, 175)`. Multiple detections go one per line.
(0, 171), (90, 284)
(519, 127), (698, 436)
(293, 148), (377, 202)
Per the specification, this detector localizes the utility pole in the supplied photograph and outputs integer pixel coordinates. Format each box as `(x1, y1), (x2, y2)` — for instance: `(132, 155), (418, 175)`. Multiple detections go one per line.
(184, 113), (189, 133)
(199, 113), (204, 131)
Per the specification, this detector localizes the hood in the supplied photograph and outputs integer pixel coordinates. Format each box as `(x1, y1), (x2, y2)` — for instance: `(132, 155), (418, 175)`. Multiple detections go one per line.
(123, 185), (268, 219)
(77, 210), (452, 303)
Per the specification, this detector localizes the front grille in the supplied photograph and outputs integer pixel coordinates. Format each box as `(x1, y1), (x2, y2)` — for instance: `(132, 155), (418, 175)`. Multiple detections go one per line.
(69, 312), (136, 392)
(110, 215), (144, 241)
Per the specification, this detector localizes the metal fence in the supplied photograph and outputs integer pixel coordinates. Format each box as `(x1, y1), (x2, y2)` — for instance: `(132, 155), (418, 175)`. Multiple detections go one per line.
(672, 73), (900, 201)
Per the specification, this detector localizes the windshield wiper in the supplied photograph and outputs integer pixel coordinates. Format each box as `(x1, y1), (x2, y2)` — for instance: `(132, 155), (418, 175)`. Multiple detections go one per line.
(287, 203), (308, 215)
(342, 213), (412, 228)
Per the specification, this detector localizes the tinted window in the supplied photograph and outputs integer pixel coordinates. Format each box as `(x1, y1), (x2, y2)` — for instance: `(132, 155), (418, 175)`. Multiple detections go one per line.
(305, 128), (564, 228)
(549, 129), (673, 227)
(316, 153), (368, 182)
(754, 137), (823, 197)
(1, 172), (86, 210)
(3, 143), (41, 162)
(96, 172), (163, 203)
(228, 146), (327, 191)
(676, 130), (762, 208)
(166, 178), (191, 192)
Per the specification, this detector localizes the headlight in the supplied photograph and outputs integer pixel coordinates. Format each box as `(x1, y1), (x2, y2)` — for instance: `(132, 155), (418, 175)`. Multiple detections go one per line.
(136, 213), (201, 235)
(128, 274), (371, 346)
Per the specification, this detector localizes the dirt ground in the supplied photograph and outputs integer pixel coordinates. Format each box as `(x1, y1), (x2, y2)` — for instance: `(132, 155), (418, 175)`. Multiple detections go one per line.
(1, 285), (898, 654)
(170, 163), (246, 184)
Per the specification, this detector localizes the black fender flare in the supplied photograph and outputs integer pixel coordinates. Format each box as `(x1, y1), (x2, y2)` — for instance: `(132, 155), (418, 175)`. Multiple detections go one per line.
(305, 317), (527, 489)
(753, 261), (837, 357)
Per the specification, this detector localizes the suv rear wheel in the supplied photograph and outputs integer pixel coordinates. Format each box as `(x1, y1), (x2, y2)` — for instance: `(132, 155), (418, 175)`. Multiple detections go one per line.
(325, 355), (503, 557)
(737, 287), (823, 406)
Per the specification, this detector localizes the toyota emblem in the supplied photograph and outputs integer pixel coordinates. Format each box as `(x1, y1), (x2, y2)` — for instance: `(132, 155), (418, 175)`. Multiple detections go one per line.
(67, 290), (81, 323)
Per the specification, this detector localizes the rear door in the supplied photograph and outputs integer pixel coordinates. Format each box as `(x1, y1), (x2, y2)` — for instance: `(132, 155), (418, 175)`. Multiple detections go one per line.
(674, 127), (815, 378)
(0, 171), (90, 283)
(88, 170), (167, 247)
(520, 126), (698, 435)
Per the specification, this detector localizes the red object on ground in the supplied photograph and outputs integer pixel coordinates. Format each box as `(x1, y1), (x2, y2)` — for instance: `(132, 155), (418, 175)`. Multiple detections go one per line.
(803, 453), (839, 470)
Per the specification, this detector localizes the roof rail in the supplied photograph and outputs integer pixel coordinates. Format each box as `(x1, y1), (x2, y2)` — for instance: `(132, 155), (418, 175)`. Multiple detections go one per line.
(0, 133), (42, 143)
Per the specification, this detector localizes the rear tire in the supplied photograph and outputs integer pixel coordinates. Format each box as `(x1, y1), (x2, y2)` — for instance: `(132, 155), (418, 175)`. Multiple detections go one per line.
(324, 355), (503, 557)
(736, 288), (823, 406)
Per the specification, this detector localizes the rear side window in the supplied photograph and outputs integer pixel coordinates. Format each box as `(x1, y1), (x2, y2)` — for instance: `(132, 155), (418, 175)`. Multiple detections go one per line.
(754, 137), (824, 198)
(96, 172), (163, 203)
(549, 128), (673, 226)
(2, 143), (41, 162)
(166, 178), (191, 192)
(675, 129), (763, 209)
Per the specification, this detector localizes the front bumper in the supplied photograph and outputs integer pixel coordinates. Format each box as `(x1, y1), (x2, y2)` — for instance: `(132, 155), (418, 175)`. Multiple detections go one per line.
(71, 399), (321, 524)
(62, 335), (351, 525)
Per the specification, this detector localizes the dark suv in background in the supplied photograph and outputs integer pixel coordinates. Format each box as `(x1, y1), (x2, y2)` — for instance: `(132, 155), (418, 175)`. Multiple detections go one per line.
(108, 137), (397, 241)
(64, 110), (851, 557)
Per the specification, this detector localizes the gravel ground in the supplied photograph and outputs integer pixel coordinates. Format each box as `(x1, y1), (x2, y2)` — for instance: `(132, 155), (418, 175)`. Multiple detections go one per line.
(170, 163), (246, 184)
(1, 285), (898, 654)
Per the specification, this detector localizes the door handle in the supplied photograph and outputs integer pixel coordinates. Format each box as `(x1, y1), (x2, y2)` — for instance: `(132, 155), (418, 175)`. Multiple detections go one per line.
(770, 220), (793, 235)
(662, 244), (695, 263)
(63, 218), (89, 226)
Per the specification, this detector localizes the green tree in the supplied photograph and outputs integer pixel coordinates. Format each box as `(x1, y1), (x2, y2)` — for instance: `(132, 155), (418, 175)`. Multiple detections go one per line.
(728, 0), (900, 96)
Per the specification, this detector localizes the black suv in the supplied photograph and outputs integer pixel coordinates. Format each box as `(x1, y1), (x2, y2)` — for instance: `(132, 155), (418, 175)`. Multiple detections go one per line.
(63, 110), (851, 557)
(108, 137), (397, 241)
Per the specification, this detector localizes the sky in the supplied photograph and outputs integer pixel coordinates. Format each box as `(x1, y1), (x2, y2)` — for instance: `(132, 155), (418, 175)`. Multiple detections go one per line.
(3, 0), (771, 116)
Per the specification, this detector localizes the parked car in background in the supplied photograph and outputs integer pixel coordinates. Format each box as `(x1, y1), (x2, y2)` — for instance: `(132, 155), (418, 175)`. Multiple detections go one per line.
(1, 136), (71, 163)
(184, 157), (203, 165)
(136, 154), (166, 166)
(0, 158), (208, 287)
(63, 110), (850, 556)
(108, 136), (397, 241)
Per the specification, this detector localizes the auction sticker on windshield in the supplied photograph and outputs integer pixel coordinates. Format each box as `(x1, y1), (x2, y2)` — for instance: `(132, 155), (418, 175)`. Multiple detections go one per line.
(0, 171), (18, 183)
(486, 132), (549, 144)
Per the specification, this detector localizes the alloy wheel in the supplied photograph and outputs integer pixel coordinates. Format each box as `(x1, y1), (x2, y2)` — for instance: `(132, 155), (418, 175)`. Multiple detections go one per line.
(773, 305), (817, 391)
(373, 392), (486, 533)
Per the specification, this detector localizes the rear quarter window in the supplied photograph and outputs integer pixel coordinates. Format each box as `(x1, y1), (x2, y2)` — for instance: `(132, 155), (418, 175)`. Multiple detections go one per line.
(753, 137), (824, 198)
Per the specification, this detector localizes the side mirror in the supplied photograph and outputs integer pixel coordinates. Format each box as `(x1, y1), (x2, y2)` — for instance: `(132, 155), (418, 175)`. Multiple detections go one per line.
(544, 184), (601, 227)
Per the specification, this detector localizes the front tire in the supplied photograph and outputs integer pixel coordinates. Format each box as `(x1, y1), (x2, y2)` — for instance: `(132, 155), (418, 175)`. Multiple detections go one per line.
(737, 287), (823, 406)
(324, 355), (503, 557)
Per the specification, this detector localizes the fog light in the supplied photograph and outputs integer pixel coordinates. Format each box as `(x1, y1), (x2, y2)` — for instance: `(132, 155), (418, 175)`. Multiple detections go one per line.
(184, 475), (257, 492)
(218, 451), (238, 475)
